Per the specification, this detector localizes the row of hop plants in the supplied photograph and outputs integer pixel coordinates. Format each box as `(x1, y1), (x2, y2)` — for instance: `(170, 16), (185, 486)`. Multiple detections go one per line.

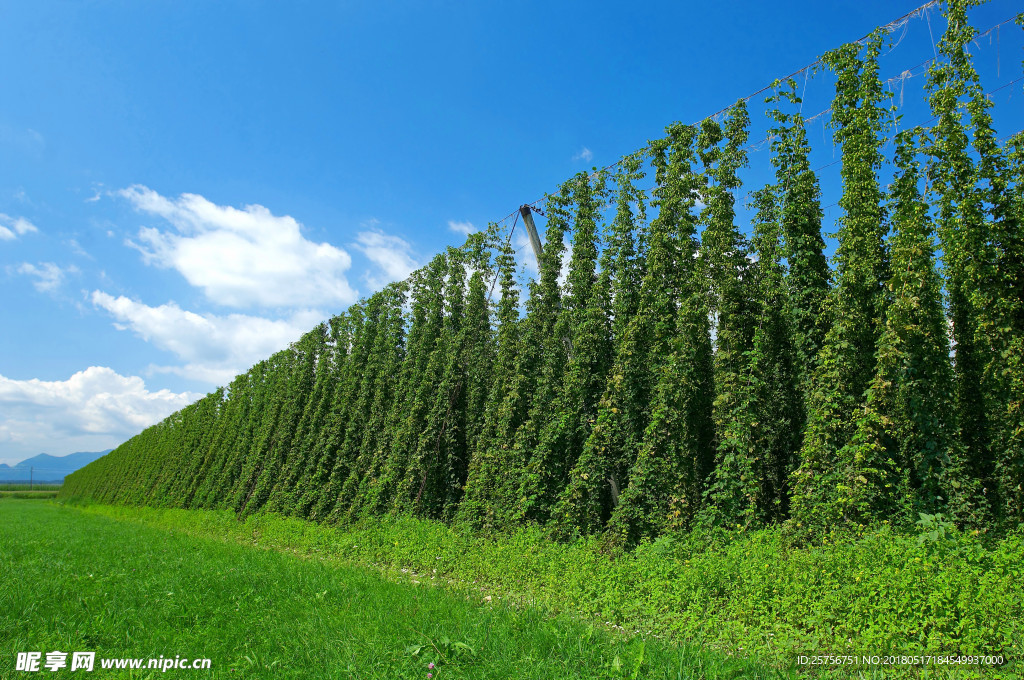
(62, 0), (1024, 545)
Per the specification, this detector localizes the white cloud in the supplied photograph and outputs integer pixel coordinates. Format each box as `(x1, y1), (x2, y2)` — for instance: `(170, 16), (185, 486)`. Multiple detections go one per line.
(448, 220), (476, 236)
(515, 228), (539, 276)
(511, 228), (574, 283)
(0, 213), (38, 241)
(0, 366), (200, 465)
(16, 262), (77, 292)
(68, 239), (93, 259)
(117, 185), (357, 309)
(0, 125), (45, 157)
(26, 129), (45, 149)
(559, 241), (572, 288)
(693, 187), (707, 210)
(354, 229), (419, 289)
(91, 291), (325, 385)
(573, 147), (594, 162)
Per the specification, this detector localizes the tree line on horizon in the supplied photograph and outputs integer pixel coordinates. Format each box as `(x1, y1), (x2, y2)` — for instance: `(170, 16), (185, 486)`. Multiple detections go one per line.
(62, 1), (1024, 544)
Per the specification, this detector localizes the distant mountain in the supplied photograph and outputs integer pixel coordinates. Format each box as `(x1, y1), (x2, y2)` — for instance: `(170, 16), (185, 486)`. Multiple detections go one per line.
(0, 450), (112, 483)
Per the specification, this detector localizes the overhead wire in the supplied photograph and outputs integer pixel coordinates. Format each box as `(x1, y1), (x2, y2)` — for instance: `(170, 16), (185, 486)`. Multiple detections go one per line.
(503, 0), (1009, 227)
(604, 64), (1024, 224)
(478, 2), (1020, 296)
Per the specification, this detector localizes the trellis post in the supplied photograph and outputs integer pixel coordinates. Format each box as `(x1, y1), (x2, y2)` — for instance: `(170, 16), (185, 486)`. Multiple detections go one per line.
(519, 205), (544, 265)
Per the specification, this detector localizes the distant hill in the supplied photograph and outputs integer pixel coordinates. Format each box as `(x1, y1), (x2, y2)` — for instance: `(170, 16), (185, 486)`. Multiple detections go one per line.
(0, 450), (112, 483)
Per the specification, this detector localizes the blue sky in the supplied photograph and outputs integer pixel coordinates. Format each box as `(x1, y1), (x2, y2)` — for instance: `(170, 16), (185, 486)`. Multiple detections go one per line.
(1, 0), (1022, 465)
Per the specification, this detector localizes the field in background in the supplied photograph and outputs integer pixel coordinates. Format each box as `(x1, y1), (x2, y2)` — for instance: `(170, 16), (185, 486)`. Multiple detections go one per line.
(0, 499), (784, 680)
(0, 484), (62, 491)
(0, 490), (59, 498)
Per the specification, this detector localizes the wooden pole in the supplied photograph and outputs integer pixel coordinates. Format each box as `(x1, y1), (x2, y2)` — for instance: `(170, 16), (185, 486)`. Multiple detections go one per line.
(520, 205), (573, 356)
(519, 206), (544, 265)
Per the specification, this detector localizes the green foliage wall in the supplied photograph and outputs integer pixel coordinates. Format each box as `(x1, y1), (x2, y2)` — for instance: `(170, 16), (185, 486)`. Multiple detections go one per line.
(62, 0), (1024, 542)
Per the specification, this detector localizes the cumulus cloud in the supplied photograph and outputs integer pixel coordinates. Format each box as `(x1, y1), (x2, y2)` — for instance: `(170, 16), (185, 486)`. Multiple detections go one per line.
(0, 366), (200, 465)
(91, 291), (325, 385)
(354, 229), (419, 289)
(117, 185), (357, 309)
(448, 220), (476, 236)
(15, 262), (77, 292)
(573, 147), (594, 162)
(0, 213), (38, 241)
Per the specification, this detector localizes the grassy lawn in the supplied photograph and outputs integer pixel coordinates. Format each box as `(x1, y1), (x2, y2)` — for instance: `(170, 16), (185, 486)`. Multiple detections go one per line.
(0, 490), (59, 499)
(0, 484), (62, 491)
(0, 499), (785, 680)
(70, 502), (1024, 678)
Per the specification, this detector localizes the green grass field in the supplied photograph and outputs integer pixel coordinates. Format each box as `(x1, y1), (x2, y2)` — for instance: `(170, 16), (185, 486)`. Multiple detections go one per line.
(0, 490), (59, 498)
(0, 499), (786, 680)
(71, 502), (1024, 677)
(0, 484), (62, 491)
